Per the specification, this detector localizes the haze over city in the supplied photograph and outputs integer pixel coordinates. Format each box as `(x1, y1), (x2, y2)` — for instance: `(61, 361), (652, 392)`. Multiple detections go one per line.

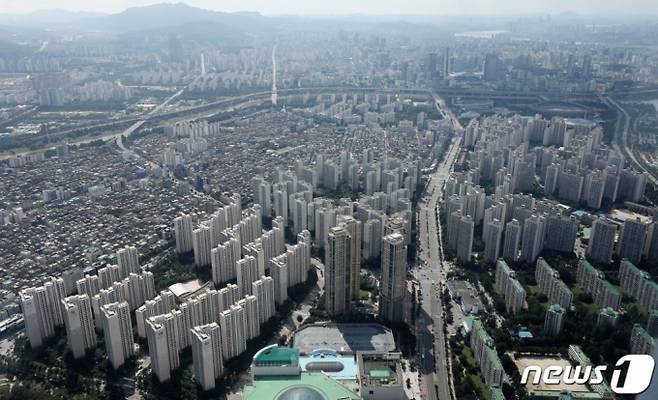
(3, 0), (658, 15)
(1, 1), (658, 400)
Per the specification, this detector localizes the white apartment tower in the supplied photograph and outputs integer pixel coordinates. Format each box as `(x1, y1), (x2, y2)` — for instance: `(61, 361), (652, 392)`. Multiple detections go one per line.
(325, 226), (352, 315)
(236, 255), (259, 297)
(193, 225), (213, 267)
(587, 218), (617, 264)
(100, 301), (134, 370)
(191, 323), (223, 391)
(116, 246), (140, 277)
(174, 214), (194, 253)
(62, 294), (97, 359)
(337, 216), (362, 301)
(252, 276), (276, 324)
(378, 233), (407, 323)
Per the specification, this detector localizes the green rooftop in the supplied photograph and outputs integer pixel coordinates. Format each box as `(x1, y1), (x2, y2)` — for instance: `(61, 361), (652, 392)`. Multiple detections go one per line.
(473, 318), (493, 344)
(579, 258), (598, 273)
(633, 324), (656, 343)
(254, 346), (299, 367)
(599, 307), (619, 318)
(548, 304), (566, 314)
(621, 259), (643, 275)
(244, 372), (360, 400)
(485, 346), (504, 370)
(569, 345), (591, 365)
(599, 279), (621, 295)
(369, 369), (391, 379)
(491, 385), (506, 400)
(497, 259), (512, 274)
(511, 279), (525, 293)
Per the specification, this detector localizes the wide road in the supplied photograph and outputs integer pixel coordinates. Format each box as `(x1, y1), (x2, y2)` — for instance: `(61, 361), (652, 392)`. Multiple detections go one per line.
(414, 93), (462, 400)
(116, 86), (187, 168)
(606, 96), (658, 186)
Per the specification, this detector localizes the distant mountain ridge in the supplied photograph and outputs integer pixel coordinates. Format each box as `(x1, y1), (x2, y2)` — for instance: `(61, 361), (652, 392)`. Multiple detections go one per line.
(90, 3), (264, 31)
(0, 3), (270, 33)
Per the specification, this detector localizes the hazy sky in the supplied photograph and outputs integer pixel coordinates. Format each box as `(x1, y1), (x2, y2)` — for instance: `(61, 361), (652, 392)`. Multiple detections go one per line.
(1, 0), (657, 16)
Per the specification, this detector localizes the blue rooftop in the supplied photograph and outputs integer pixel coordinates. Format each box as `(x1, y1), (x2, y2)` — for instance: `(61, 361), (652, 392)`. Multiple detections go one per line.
(571, 210), (588, 218)
(518, 330), (534, 339)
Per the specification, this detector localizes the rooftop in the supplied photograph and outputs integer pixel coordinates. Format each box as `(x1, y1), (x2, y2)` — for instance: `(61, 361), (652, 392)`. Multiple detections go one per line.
(243, 373), (360, 400)
(293, 323), (395, 355)
(254, 346), (300, 368)
(299, 349), (358, 380)
(358, 352), (402, 387)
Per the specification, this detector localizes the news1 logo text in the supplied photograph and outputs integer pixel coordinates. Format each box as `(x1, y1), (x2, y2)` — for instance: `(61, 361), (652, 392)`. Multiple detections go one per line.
(521, 355), (655, 394)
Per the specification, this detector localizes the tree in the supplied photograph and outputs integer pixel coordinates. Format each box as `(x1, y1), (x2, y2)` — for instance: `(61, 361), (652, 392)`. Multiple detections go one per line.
(180, 369), (198, 400)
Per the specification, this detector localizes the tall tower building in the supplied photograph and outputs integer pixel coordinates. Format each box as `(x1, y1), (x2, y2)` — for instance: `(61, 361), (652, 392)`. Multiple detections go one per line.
(617, 217), (648, 265)
(255, 179), (272, 217)
(520, 215), (546, 263)
(20, 286), (57, 348)
(363, 218), (383, 260)
(544, 304), (566, 336)
(100, 301), (134, 370)
(219, 304), (247, 360)
(209, 207), (229, 247)
(544, 164), (560, 195)
(116, 246), (140, 277)
(252, 276), (276, 324)
(587, 218), (617, 264)
(191, 323), (223, 391)
(378, 233), (407, 323)
(239, 295), (260, 340)
(456, 215), (474, 264)
(146, 311), (182, 383)
(338, 215), (362, 301)
(76, 275), (101, 298)
(174, 214), (194, 253)
(484, 219), (503, 264)
(325, 226), (351, 315)
(236, 255), (259, 297)
(193, 226), (213, 267)
(146, 318), (174, 383)
(273, 190), (288, 224)
(544, 215), (578, 254)
(269, 256), (289, 306)
(211, 236), (240, 284)
(291, 196), (308, 235)
(62, 294), (97, 359)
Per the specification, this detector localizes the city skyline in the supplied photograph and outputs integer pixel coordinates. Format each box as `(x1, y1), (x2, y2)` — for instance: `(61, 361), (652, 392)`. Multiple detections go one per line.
(1, 1), (657, 399)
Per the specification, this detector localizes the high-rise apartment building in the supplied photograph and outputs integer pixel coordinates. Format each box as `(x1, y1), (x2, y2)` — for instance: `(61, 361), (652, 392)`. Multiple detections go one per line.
(337, 215), (362, 301)
(116, 246), (140, 277)
(544, 304), (566, 337)
(62, 294), (97, 359)
(617, 217), (649, 265)
(174, 214), (194, 253)
(193, 225), (213, 267)
(587, 218), (617, 264)
(100, 301), (134, 370)
(325, 226), (351, 315)
(378, 233), (407, 323)
(236, 255), (259, 297)
(252, 276), (275, 324)
(191, 323), (223, 391)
